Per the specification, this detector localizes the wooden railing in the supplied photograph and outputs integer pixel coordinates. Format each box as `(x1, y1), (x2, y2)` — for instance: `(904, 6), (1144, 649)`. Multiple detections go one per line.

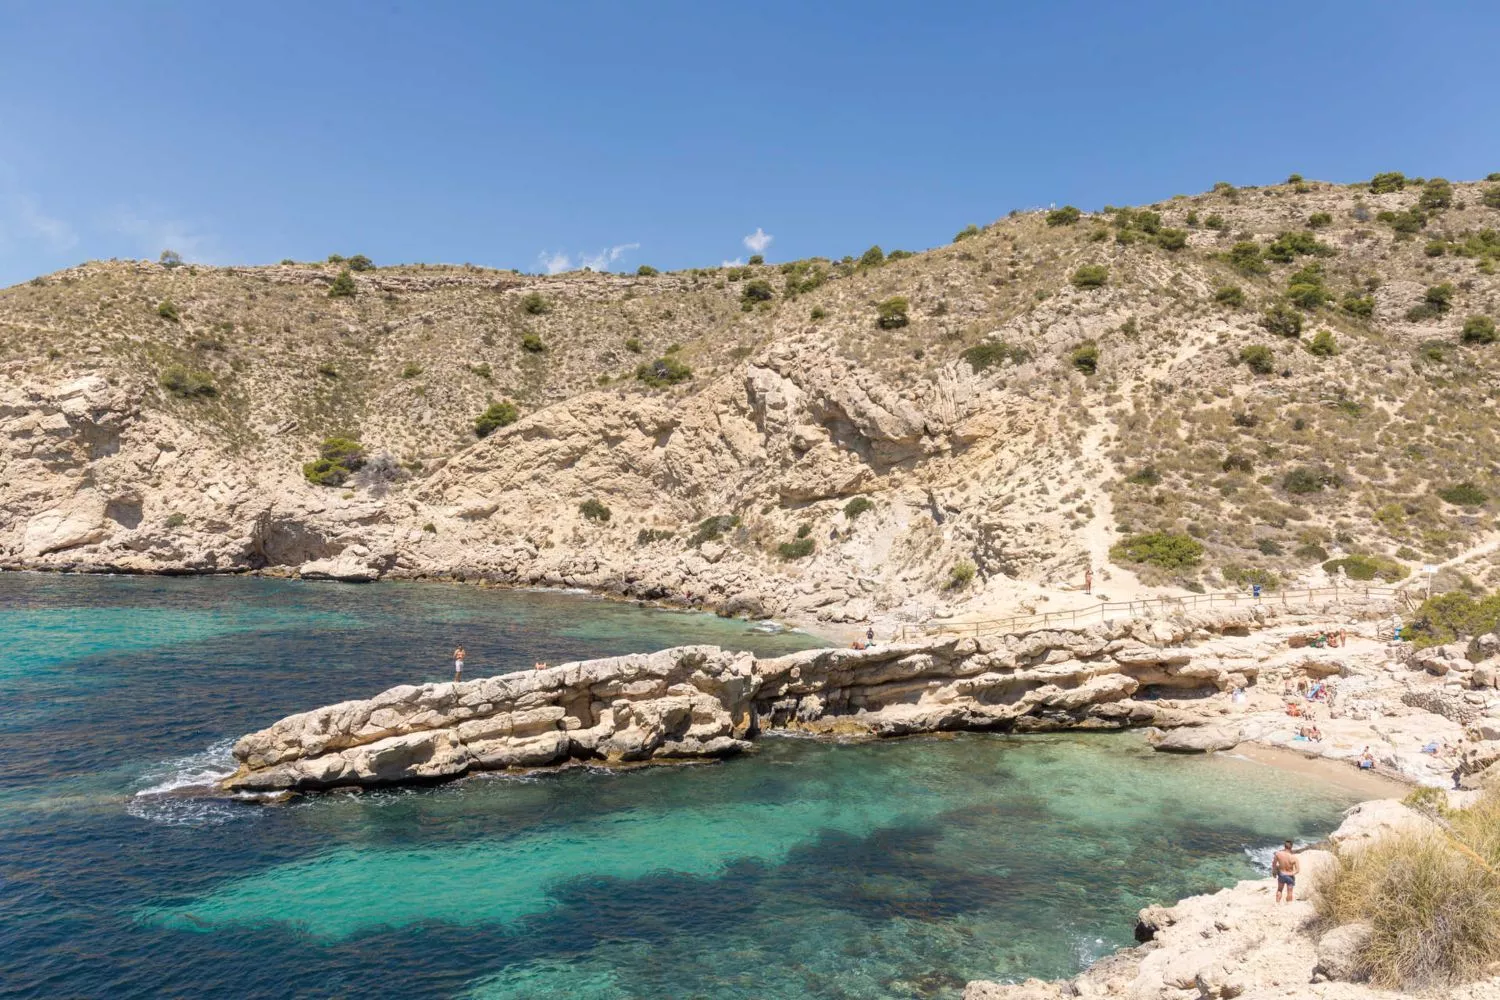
(900, 584), (1400, 640)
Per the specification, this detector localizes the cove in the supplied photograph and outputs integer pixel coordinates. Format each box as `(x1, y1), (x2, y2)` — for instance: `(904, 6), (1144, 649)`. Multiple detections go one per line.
(0, 574), (1362, 999)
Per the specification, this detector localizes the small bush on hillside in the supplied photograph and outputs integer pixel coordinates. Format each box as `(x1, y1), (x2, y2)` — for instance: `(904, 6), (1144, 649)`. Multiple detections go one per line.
(843, 496), (874, 520)
(876, 296), (910, 329)
(1377, 208), (1427, 235)
(400, 362), (424, 378)
(1323, 554), (1407, 582)
(1111, 531), (1203, 570)
(1408, 283), (1455, 322)
(1307, 212), (1333, 228)
(1293, 542), (1328, 562)
(623, 337), (642, 353)
(947, 561), (976, 589)
(159, 364), (216, 398)
(1045, 206), (1081, 227)
(1482, 186), (1500, 209)
(579, 499), (611, 523)
(521, 333), (546, 353)
(1369, 171), (1406, 194)
(1261, 302), (1304, 337)
(961, 340), (1030, 372)
(1288, 279), (1331, 311)
(1240, 344), (1276, 374)
(1405, 591), (1500, 648)
(810, 306), (828, 321)
(1342, 292), (1375, 318)
(1070, 341), (1099, 375)
(1126, 465), (1162, 485)
(1283, 466), (1342, 494)
(468, 362), (492, 379)
(688, 515), (739, 547)
(1071, 264), (1108, 288)
(777, 536), (815, 560)
(1221, 452), (1255, 473)
(1308, 330), (1339, 356)
(1265, 230), (1334, 263)
(1418, 178), (1454, 211)
(1204, 213), (1228, 231)
(303, 437), (366, 487)
(346, 254), (375, 272)
(164, 512), (187, 529)
(1154, 227), (1188, 251)
(156, 299), (180, 321)
(636, 264), (658, 276)
(520, 292), (550, 315)
(636, 356), (692, 387)
(886, 249), (914, 261)
(1214, 284), (1245, 307)
(1227, 241), (1266, 274)
(474, 400), (519, 438)
(747, 254), (764, 265)
(1462, 315), (1497, 344)
(1436, 482), (1488, 507)
(1224, 565), (1280, 591)
(636, 528), (673, 545)
(328, 270), (357, 298)
(858, 245), (885, 269)
(954, 223), (982, 240)
(317, 362), (339, 379)
(740, 279), (774, 310)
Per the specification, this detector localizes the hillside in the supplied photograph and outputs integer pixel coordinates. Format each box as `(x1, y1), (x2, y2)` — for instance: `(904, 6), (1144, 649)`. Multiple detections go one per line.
(4, 172), (1500, 626)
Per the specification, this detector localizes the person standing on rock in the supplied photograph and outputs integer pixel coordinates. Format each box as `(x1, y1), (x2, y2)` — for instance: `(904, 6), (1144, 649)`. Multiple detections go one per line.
(453, 645), (466, 683)
(1272, 841), (1299, 902)
(1084, 567), (1093, 595)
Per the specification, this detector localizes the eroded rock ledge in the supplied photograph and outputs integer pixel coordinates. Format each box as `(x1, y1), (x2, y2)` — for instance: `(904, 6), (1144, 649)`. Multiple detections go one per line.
(223, 608), (1288, 793)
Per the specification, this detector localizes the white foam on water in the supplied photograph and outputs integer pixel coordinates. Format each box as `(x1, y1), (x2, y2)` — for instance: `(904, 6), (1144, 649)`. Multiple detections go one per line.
(127, 739), (245, 826)
(133, 738), (238, 798)
(1071, 933), (1110, 969)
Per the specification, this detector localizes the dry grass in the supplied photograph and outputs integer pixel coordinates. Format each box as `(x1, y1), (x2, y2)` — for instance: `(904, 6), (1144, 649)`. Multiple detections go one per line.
(1317, 789), (1500, 990)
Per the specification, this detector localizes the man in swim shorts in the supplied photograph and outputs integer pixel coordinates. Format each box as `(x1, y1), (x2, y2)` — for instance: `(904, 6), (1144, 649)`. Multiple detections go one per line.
(453, 645), (465, 682)
(1272, 840), (1299, 902)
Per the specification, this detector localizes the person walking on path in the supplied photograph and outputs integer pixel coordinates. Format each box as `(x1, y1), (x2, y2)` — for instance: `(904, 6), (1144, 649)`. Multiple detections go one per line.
(1272, 840), (1300, 902)
(453, 645), (466, 683)
(1084, 567), (1093, 596)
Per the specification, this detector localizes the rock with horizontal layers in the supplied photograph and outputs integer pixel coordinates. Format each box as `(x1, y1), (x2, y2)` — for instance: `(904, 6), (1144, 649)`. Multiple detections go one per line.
(1148, 723), (1242, 753)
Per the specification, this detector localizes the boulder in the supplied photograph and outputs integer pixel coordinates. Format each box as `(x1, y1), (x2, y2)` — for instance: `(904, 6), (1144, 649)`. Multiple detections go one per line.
(1148, 724), (1242, 754)
(1315, 921), (1372, 982)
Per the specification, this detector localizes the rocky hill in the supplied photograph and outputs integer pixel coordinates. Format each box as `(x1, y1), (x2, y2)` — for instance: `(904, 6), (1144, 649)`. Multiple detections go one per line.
(4, 172), (1500, 625)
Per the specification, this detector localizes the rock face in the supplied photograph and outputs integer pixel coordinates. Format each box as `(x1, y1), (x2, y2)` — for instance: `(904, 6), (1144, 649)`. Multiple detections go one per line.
(224, 612), (1270, 792)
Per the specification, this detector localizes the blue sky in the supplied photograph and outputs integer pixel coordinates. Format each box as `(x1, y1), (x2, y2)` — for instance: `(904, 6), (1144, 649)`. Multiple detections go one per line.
(1, 0), (1497, 287)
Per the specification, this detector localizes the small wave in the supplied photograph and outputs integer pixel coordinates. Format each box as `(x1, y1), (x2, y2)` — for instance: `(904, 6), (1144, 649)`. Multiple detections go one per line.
(133, 738), (237, 798)
(128, 739), (243, 826)
(1071, 933), (1110, 968)
(1244, 837), (1315, 874)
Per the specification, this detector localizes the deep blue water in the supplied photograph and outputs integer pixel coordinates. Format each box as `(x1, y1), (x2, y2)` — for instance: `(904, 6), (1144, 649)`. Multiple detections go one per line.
(0, 574), (1362, 999)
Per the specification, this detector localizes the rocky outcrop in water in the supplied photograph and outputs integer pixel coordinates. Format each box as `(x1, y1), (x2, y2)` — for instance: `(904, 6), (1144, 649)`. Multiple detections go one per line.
(224, 609), (1281, 792)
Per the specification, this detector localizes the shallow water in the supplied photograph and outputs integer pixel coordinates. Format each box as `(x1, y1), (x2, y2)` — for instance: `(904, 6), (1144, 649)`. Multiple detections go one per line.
(0, 574), (1362, 999)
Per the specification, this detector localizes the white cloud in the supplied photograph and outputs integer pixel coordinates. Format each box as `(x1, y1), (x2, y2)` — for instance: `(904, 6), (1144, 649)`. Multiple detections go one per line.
(742, 227), (773, 255)
(15, 197), (77, 253)
(539, 242), (639, 274)
(108, 206), (215, 262)
(538, 250), (572, 274)
(720, 257), (744, 267)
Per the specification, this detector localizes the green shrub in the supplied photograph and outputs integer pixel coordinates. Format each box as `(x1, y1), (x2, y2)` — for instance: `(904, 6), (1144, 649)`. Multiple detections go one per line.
(636, 528), (673, 545)
(1418, 178), (1453, 211)
(1110, 531), (1203, 569)
(156, 299), (180, 321)
(1204, 213), (1228, 231)
(1307, 212), (1333, 228)
(521, 333), (546, 353)
(400, 362), (423, 378)
(621, 337), (642, 354)
(858, 245), (885, 268)
(740, 279), (774, 310)
(1221, 452), (1255, 473)
(317, 362), (339, 379)
(1265, 230), (1334, 263)
(636, 264), (659, 276)
(159, 249), (183, 268)
(1369, 171), (1406, 194)
(747, 254), (764, 265)
(164, 512), (187, 529)
(1406, 591), (1500, 648)
(1126, 465), (1162, 485)
(1261, 302), (1304, 337)
(159, 365), (216, 398)
(809, 305), (828, 321)
(327, 254), (345, 263)
(474, 400), (519, 438)
(1323, 554), (1407, 582)
(886, 249), (914, 261)
(1307, 330), (1339, 356)
(1240, 344), (1276, 374)
(1293, 542), (1328, 562)
(1287, 280), (1330, 310)
(875, 296), (909, 329)
(1462, 315), (1497, 344)
(1154, 227), (1188, 251)
(954, 223), (982, 240)
(302, 437), (366, 486)
(777, 537), (815, 560)
(1342, 292), (1375, 318)
(1214, 285), (1245, 307)
(1070, 264), (1108, 288)
(520, 291), (550, 315)
(843, 496), (874, 520)
(1045, 206), (1081, 227)
(1227, 241), (1266, 274)
(947, 560), (976, 589)
(346, 254), (374, 272)
(1426, 240), (1448, 257)
(688, 515), (739, 547)
(1224, 564), (1280, 590)
(636, 356), (692, 387)
(1070, 340), (1099, 375)
(469, 362), (492, 379)
(328, 269), (357, 298)
(961, 340), (1030, 372)
(1282, 466), (1342, 494)
(1436, 482), (1488, 506)
(1482, 186), (1500, 210)
(579, 498), (611, 522)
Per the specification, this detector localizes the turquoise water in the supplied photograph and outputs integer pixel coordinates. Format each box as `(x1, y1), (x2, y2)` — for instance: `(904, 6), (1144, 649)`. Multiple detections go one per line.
(0, 574), (1362, 998)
